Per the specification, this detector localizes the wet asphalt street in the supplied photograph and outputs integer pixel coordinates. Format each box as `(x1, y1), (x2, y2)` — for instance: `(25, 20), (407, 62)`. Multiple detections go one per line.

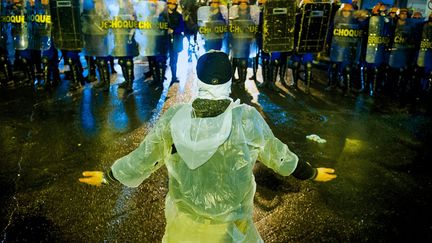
(1, 51), (432, 242)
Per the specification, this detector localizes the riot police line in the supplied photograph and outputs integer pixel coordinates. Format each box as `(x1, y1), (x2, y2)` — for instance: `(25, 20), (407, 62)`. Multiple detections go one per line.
(0, 0), (431, 101)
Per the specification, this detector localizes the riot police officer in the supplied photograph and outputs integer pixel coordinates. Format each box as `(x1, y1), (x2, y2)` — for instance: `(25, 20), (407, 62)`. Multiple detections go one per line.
(0, 0), (14, 87)
(135, 0), (169, 91)
(387, 8), (418, 98)
(256, 0), (281, 92)
(50, 0), (85, 91)
(363, 3), (392, 96)
(197, 0), (228, 52)
(416, 13), (432, 93)
(167, 0), (184, 86)
(229, 0), (258, 90)
(11, 0), (36, 86)
(81, 0), (112, 91)
(289, 0), (315, 93)
(30, 0), (60, 89)
(108, 0), (139, 92)
(249, 0), (264, 82)
(180, 0), (200, 62)
(327, 3), (365, 94)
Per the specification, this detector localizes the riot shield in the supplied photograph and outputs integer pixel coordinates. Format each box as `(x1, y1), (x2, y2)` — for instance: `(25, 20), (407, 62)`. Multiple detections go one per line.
(29, 0), (51, 50)
(262, 0), (296, 53)
(0, 1), (7, 49)
(365, 15), (393, 65)
(81, 0), (111, 56)
(388, 20), (417, 69)
(133, 0), (168, 57)
(7, 0), (29, 50)
(104, 0), (138, 57)
(295, 2), (331, 54)
(329, 11), (364, 64)
(198, 5), (228, 51)
(417, 23), (432, 69)
(50, 0), (82, 50)
(228, 4), (259, 58)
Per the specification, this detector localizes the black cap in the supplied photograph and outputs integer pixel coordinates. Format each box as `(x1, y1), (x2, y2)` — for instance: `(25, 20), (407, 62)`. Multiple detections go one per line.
(196, 51), (232, 85)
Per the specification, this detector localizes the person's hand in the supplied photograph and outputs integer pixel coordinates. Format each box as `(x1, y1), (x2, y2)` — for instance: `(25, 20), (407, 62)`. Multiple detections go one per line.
(168, 28), (174, 34)
(314, 168), (337, 182)
(79, 171), (104, 186)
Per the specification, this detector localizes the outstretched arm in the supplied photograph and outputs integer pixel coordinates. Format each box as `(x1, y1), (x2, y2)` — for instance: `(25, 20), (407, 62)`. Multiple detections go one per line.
(250, 107), (337, 182)
(78, 105), (182, 188)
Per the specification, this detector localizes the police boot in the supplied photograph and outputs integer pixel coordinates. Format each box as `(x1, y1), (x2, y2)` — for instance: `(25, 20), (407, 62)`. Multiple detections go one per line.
(86, 56), (97, 83)
(369, 67), (379, 96)
(32, 50), (43, 77)
(394, 68), (404, 98)
(258, 59), (270, 88)
(358, 64), (366, 93)
(51, 56), (61, 87)
(364, 66), (371, 94)
(66, 57), (82, 91)
(342, 66), (351, 94)
(118, 58), (134, 92)
(411, 66), (422, 98)
(386, 67), (395, 94)
(94, 58), (110, 92)
(76, 58), (86, 86)
(109, 56), (116, 74)
(238, 59), (248, 90)
(169, 62), (179, 87)
(41, 57), (51, 88)
(169, 53), (179, 86)
(279, 59), (288, 88)
(291, 61), (299, 89)
(145, 57), (155, 80)
(21, 57), (36, 86)
(149, 58), (159, 86)
(326, 63), (338, 91)
(249, 54), (259, 81)
(155, 60), (166, 91)
(268, 60), (279, 91)
(0, 55), (14, 86)
(305, 62), (312, 94)
(427, 71), (432, 92)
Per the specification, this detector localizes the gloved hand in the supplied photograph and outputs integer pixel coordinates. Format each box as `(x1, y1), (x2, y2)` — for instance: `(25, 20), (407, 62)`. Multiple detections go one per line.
(314, 168), (337, 182)
(79, 171), (105, 186)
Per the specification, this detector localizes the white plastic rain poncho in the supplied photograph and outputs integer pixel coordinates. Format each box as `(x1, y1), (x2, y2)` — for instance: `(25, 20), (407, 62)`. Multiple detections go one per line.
(110, 97), (299, 242)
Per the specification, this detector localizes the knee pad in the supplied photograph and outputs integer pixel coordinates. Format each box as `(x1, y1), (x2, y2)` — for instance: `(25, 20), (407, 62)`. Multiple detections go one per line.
(125, 59), (133, 68)
(41, 57), (49, 65)
(65, 57), (74, 66)
(96, 58), (107, 66)
(117, 58), (125, 66)
(20, 57), (29, 65)
(240, 59), (248, 68)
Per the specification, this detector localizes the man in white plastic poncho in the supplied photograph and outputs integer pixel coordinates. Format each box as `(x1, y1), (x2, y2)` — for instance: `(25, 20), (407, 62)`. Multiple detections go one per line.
(79, 51), (337, 242)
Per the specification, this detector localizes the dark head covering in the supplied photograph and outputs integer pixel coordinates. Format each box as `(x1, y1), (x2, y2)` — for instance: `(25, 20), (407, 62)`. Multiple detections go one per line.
(196, 51), (232, 85)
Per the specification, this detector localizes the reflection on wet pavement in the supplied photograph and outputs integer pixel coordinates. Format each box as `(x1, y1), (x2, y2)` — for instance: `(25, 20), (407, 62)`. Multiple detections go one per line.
(1, 55), (432, 242)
